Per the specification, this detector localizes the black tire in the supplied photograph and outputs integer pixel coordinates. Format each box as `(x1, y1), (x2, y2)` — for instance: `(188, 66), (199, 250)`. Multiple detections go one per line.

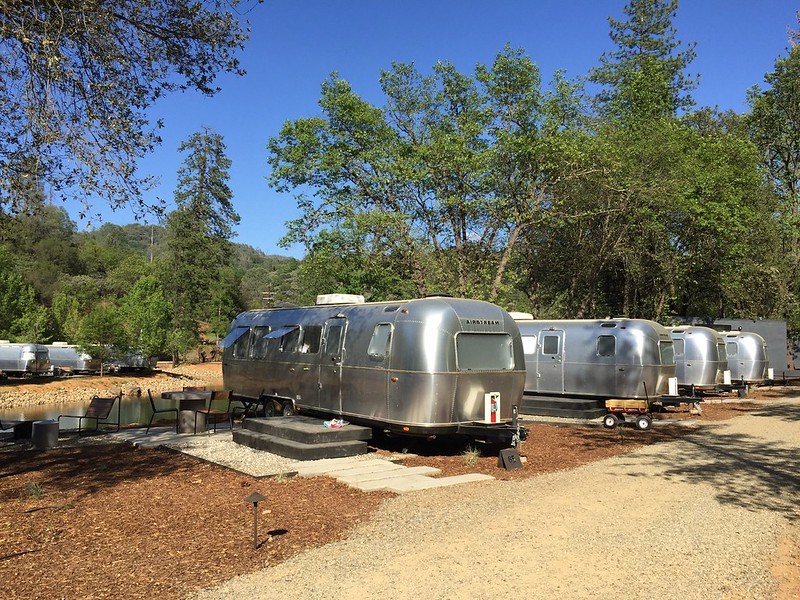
(261, 398), (275, 417)
(635, 415), (652, 430)
(602, 413), (619, 429)
(281, 401), (295, 416)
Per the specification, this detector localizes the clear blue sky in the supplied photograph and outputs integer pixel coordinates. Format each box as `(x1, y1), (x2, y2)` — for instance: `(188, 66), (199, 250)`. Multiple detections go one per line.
(68, 0), (800, 258)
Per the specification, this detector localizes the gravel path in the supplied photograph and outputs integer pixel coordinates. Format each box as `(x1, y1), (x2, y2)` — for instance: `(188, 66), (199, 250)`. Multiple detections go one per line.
(189, 395), (800, 600)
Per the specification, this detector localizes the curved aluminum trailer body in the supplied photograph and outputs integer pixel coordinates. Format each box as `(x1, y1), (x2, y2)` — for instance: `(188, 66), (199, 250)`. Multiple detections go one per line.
(669, 326), (728, 391)
(724, 331), (769, 384)
(46, 344), (101, 374)
(0, 343), (50, 377)
(514, 318), (676, 400)
(221, 296), (526, 443)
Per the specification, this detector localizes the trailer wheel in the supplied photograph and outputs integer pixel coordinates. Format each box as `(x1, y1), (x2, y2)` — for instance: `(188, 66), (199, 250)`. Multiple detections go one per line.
(602, 414), (619, 429)
(281, 401), (295, 416)
(635, 415), (652, 431)
(260, 398), (275, 417)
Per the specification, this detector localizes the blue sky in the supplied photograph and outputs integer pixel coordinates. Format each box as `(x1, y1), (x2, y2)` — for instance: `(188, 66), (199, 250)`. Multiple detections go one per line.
(67, 0), (800, 258)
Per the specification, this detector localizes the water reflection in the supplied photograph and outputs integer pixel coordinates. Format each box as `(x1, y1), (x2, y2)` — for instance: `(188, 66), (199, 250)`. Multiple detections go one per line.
(0, 395), (231, 430)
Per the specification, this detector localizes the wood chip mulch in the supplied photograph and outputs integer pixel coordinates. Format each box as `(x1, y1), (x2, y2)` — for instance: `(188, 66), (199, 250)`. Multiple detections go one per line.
(0, 400), (762, 600)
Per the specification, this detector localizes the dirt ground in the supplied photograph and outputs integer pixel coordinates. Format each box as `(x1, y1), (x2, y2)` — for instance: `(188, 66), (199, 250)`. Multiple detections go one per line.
(0, 365), (797, 600)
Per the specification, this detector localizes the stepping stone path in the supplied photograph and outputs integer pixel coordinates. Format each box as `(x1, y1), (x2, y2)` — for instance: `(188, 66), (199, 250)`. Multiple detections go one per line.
(292, 455), (494, 493)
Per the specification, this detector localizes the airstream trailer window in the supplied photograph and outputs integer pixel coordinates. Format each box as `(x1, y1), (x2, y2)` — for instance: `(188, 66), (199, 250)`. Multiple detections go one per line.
(324, 325), (343, 355)
(220, 326), (249, 351)
(596, 335), (616, 357)
(672, 339), (685, 356)
(367, 323), (392, 359)
(659, 341), (675, 365)
(301, 326), (322, 353)
(456, 334), (514, 371)
(541, 335), (560, 355)
(251, 326), (271, 359)
(726, 342), (738, 357)
(521, 336), (536, 355)
(232, 329), (251, 358)
(280, 327), (302, 352)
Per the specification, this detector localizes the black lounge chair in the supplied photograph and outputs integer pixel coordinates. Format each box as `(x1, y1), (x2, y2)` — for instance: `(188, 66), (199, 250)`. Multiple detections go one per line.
(58, 393), (121, 435)
(146, 389), (179, 434)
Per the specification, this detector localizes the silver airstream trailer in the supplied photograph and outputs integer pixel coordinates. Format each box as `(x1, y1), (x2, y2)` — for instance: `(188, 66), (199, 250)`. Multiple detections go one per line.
(669, 326), (729, 394)
(221, 295), (527, 445)
(46, 342), (101, 375)
(724, 331), (769, 384)
(512, 317), (677, 403)
(0, 342), (50, 377)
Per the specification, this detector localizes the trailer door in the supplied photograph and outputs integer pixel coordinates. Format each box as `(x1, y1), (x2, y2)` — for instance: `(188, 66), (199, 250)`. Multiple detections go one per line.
(319, 318), (346, 413)
(538, 330), (565, 393)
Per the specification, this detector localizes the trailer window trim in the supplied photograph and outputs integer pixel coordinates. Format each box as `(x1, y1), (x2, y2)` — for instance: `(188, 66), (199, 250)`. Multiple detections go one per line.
(220, 326), (249, 349)
(250, 326), (272, 359)
(541, 334), (560, 356)
(301, 325), (322, 354)
(367, 323), (393, 361)
(596, 335), (616, 357)
(455, 333), (515, 371)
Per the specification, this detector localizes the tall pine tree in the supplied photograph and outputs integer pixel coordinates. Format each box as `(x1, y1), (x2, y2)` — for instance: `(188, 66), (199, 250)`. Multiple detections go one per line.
(164, 128), (239, 362)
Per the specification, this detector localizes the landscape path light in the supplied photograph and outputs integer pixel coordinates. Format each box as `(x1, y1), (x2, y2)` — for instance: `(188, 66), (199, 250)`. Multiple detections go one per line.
(243, 491), (267, 549)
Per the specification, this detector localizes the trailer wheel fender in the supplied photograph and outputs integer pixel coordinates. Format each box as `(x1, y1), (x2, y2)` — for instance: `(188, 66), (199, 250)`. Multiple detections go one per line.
(602, 414), (619, 429)
(635, 415), (652, 431)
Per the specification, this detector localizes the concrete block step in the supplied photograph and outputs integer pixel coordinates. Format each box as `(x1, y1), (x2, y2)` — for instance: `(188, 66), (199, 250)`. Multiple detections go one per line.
(233, 429), (368, 460)
(243, 415), (372, 443)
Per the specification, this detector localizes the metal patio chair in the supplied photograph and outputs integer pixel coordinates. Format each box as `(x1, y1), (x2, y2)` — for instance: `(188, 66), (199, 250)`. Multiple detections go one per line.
(193, 389), (233, 434)
(145, 389), (179, 434)
(58, 392), (122, 435)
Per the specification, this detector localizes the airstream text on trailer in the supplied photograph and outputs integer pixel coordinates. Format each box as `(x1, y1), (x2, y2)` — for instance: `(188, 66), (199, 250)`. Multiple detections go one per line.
(221, 295), (527, 445)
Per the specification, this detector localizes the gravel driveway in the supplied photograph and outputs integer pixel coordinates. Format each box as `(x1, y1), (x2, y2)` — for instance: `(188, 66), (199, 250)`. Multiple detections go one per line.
(190, 395), (800, 600)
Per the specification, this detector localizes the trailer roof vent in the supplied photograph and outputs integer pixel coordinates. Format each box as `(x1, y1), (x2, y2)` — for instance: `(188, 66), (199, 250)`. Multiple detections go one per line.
(315, 293), (365, 305)
(509, 312), (534, 320)
(52, 341), (71, 346)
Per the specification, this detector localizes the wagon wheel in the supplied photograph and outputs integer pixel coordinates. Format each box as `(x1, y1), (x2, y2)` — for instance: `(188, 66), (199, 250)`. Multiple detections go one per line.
(635, 414), (652, 431)
(602, 413), (619, 429)
(281, 401), (295, 416)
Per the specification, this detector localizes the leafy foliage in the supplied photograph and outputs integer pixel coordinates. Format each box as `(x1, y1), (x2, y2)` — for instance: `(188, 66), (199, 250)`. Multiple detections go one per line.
(0, 0), (249, 219)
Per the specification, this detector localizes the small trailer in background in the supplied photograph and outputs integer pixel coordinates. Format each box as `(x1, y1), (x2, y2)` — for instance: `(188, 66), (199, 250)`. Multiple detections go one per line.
(46, 342), (101, 375)
(0, 341), (50, 378)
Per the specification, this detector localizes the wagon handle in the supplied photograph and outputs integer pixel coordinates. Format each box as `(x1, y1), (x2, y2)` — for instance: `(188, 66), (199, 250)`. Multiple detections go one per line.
(642, 380), (650, 402)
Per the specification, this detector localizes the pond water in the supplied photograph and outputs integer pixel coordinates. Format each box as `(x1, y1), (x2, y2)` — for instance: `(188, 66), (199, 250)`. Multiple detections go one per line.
(0, 394), (232, 431)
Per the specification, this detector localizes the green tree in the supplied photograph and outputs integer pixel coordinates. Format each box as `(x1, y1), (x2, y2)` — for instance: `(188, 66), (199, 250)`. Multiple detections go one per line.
(589, 0), (697, 118)
(164, 128), (240, 361)
(0, 0), (249, 218)
(269, 46), (588, 302)
(747, 42), (800, 327)
(120, 275), (171, 358)
(0, 244), (55, 341)
(76, 302), (128, 374)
